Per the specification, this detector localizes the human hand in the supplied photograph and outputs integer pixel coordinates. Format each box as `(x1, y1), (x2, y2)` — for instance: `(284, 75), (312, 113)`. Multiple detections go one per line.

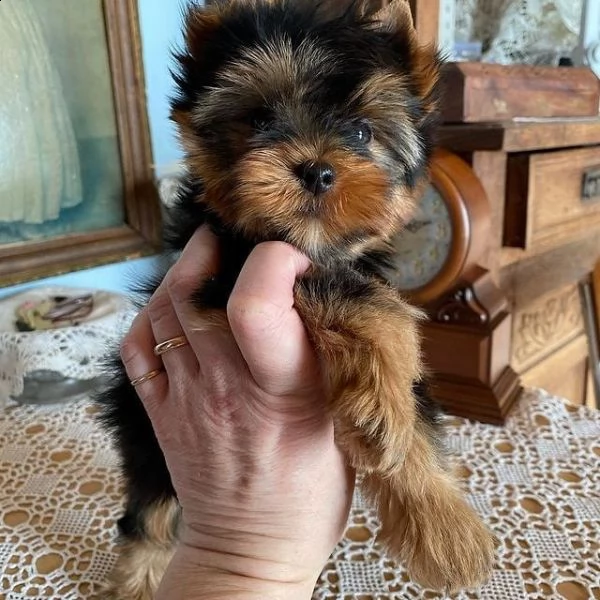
(120, 227), (355, 598)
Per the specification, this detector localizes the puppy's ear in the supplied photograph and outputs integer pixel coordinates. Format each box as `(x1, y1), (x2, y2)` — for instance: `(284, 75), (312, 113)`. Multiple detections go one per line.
(182, 4), (222, 63)
(171, 4), (223, 136)
(372, 0), (416, 36)
(372, 0), (441, 113)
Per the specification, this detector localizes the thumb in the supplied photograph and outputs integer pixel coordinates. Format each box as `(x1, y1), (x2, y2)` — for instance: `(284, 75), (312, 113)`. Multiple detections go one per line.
(227, 242), (317, 397)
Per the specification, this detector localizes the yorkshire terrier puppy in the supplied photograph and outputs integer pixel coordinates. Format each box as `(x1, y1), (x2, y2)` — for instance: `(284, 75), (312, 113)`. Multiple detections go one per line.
(97, 0), (495, 597)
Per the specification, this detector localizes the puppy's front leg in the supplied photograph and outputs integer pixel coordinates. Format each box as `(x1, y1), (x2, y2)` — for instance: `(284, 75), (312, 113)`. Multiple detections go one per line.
(295, 268), (495, 592)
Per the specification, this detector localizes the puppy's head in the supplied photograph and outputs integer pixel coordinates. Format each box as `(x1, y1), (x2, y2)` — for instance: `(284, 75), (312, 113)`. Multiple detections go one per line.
(172, 0), (442, 264)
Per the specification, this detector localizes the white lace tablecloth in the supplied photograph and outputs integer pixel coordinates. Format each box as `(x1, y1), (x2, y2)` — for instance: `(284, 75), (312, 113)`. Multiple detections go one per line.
(0, 388), (599, 599)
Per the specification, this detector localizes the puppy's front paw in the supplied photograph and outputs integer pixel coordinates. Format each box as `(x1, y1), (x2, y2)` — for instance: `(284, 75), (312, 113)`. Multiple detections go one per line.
(365, 469), (495, 593)
(403, 495), (495, 593)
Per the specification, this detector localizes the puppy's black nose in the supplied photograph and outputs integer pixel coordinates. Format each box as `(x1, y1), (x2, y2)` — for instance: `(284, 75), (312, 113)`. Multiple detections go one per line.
(294, 161), (335, 195)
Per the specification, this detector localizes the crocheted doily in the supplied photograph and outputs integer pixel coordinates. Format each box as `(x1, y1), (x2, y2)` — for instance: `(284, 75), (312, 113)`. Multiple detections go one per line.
(0, 388), (598, 599)
(455, 0), (582, 65)
(0, 287), (135, 404)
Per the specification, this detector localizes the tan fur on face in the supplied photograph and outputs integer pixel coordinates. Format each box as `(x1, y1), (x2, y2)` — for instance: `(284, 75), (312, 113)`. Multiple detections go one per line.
(103, 499), (180, 600)
(230, 143), (416, 254)
(172, 0), (441, 257)
(352, 71), (413, 114)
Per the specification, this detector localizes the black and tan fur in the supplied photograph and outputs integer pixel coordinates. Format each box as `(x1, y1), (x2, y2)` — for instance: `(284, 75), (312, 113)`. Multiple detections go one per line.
(97, 1), (495, 597)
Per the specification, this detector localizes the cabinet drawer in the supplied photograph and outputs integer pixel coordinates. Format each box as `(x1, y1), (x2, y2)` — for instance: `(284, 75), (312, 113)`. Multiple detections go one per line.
(504, 146), (600, 251)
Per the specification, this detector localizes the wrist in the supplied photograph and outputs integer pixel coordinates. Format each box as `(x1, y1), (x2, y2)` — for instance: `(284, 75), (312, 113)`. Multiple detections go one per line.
(156, 545), (317, 600)
(179, 518), (323, 583)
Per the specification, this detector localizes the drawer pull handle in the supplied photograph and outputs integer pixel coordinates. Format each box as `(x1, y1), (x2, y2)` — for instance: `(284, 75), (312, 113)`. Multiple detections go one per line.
(582, 166), (600, 201)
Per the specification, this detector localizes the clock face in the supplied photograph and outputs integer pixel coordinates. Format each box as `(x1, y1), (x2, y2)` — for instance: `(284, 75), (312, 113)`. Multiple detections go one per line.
(389, 184), (453, 291)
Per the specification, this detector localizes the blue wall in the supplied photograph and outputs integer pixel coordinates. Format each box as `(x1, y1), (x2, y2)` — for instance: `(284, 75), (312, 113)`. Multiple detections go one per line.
(138, 0), (187, 177)
(1, 2), (193, 300)
(0, 256), (161, 300)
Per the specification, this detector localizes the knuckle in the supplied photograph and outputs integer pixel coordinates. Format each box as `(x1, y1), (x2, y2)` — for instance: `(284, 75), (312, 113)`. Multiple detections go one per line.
(227, 295), (285, 345)
(147, 291), (173, 330)
(165, 261), (200, 303)
(119, 335), (142, 366)
(227, 295), (263, 335)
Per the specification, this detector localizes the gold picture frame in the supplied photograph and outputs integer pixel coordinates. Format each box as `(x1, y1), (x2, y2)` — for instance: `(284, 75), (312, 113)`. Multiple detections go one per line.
(0, 0), (161, 287)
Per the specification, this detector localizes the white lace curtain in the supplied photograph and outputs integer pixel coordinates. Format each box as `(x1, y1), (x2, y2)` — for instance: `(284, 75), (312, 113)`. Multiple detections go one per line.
(455, 0), (583, 65)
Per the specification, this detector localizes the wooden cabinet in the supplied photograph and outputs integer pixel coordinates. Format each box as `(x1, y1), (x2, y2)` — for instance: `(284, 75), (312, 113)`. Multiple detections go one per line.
(396, 2), (600, 418)
(435, 119), (600, 418)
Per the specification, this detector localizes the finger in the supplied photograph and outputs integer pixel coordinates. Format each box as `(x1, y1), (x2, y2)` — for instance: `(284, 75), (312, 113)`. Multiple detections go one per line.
(120, 309), (167, 411)
(149, 226), (220, 373)
(164, 225), (219, 313)
(227, 241), (315, 396)
(166, 226), (244, 367)
(147, 278), (198, 376)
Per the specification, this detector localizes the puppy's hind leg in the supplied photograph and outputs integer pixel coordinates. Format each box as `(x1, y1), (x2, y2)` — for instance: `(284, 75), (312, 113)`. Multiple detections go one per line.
(96, 371), (180, 599)
(104, 497), (179, 600)
(295, 270), (495, 592)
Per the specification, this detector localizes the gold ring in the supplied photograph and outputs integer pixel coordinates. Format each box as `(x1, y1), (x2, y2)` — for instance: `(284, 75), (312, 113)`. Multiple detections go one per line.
(130, 368), (163, 387)
(153, 335), (189, 356)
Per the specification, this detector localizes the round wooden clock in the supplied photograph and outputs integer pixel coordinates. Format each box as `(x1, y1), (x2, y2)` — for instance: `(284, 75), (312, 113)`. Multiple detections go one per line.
(388, 149), (491, 305)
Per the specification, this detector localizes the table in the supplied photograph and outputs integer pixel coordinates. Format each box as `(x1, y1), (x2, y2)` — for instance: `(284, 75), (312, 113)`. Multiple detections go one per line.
(0, 388), (598, 599)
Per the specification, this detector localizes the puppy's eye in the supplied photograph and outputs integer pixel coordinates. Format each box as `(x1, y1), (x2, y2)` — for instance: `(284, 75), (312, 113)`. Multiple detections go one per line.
(353, 119), (372, 145)
(252, 117), (270, 131)
(249, 109), (273, 132)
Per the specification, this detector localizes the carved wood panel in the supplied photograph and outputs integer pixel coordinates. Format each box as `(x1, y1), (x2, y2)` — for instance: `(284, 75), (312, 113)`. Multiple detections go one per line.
(511, 284), (584, 373)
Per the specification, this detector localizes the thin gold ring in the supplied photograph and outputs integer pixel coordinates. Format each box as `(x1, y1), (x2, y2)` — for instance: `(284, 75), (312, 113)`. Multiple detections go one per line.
(130, 368), (163, 387)
(153, 335), (189, 356)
